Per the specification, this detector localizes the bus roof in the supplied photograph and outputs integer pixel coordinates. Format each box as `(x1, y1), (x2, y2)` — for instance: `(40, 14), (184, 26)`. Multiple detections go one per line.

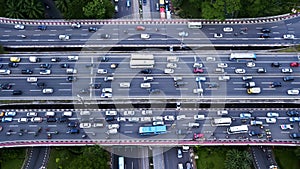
(139, 125), (167, 133)
(229, 125), (248, 132)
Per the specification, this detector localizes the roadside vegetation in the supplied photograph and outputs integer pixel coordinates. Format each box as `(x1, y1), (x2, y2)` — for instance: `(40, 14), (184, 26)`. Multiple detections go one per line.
(194, 146), (252, 169)
(274, 147), (300, 169)
(0, 148), (26, 169)
(172, 0), (300, 20)
(47, 146), (110, 169)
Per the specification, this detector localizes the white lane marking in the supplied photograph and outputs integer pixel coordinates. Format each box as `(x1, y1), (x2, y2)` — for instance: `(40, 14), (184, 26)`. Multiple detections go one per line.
(49, 34), (56, 36)
(291, 82), (300, 84)
(124, 124), (134, 127)
(30, 90), (41, 92)
(263, 88), (276, 90)
(9, 125), (19, 127)
(50, 30), (57, 32)
(3, 35), (9, 37)
(33, 34), (41, 36)
(271, 26), (278, 28)
(124, 131), (133, 134)
(47, 125), (57, 127)
(81, 34), (88, 36)
(273, 32), (280, 34)
(175, 88), (188, 90)
(47, 39), (55, 41)
(58, 89), (72, 91)
(32, 40), (39, 41)
(261, 82), (272, 84)
(233, 82), (245, 84)
(234, 88), (246, 90)
(59, 83), (72, 85)
(29, 125), (38, 127)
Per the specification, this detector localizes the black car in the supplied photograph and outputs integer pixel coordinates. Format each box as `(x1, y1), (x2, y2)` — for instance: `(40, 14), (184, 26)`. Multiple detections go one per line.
(50, 57), (61, 62)
(208, 82), (219, 88)
(8, 62), (18, 67)
(12, 90), (22, 95)
(286, 111), (299, 117)
(0, 64), (3, 69)
(21, 69), (33, 74)
(289, 133), (300, 139)
(99, 56), (109, 62)
(140, 69), (152, 74)
(89, 83), (101, 89)
(37, 82), (46, 88)
(174, 81), (185, 87)
(270, 82), (282, 88)
(60, 63), (70, 68)
(88, 27), (97, 32)
(271, 62), (281, 67)
(261, 28), (271, 33)
(283, 76), (294, 81)
(0, 83), (12, 89)
(68, 121), (78, 127)
(260, 33), (270, 38)
(40, 63), (51, 69)
(105, 116), (115, 122)
(66, 76), (77, 82)
(47, 117), (57, 122)
(57, 117), (68, 123)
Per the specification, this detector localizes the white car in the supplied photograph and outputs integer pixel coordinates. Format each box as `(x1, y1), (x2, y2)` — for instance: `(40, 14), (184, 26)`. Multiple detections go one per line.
(164, 115), (175, 121)
(105, 110), (117, 116)
(266, 112), (279, 118)
(100, 93), (112, 98)
(71, 23), (81, 28)
(265, 118), (276, 124)
(141, 33), (150, 39)
(164, 68), (174, 74)
(166, 63), (177, 68)
(153, 116), (163, 121)
(178, 31), (188, 37)
(287, 89), (299, 95)
(102, 88), (112, 93)
(27, 77), (38, 82)
(140, 83), (151, 88)
(206, 57), (216, 62)
(119, 82), (131, 88)
(176, 115), (186, 120)
(58, 35), (70, 40)
(246, 62), (255, 67)
(40, 69), (51, 75)
(79, 123), (91, 129)
(153, 121), (164, 126)
(193, 63), (203, 68)
(117, 117), (126, 122)
(218, 76), (230, 81)
(214, 33), (223, 38)
(97, 69), (108, 74)
(27, 112), (37, 117)
(280, 124), (294, 130)
(143, 76), (154, 82)
(123, 111), (135, 116)
(223, 27), (233, 32)
(18, 118), (28, 123)
(194, 115), (205, 120)
(67, 56), (79, 61)
(127, 117), (139, 122)
(14, 24), (25, 30)
(42, 88), (53, 94)
(140, 117), (152, 122)
(235, 68), (246, 74)
(283, 34), (295, 40)
(281, 68), (293, 73)
(107, 124), (120, 129)
(141, 110), (152, 115)
(217, 63), (228, 68)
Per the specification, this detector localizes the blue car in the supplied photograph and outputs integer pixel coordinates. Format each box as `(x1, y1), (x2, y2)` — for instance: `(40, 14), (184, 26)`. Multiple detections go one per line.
(240, 113), (252, 120)
(38, 25), (47, 30)
(2, 117), (13, 122)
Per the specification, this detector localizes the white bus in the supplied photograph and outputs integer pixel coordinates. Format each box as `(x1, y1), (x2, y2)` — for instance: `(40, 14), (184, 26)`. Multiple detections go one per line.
(118, 156), (124, 169)
(211, 118), (232, 126)
(187, 22), (202, 29)
(229, 53), (256, 61)
(130, 60), (155, 68)
(227, 125), (248, 134)
(131, 54), (154, 60)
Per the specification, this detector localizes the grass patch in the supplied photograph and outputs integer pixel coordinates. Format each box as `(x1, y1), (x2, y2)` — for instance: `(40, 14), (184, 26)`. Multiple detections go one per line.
(276, 45), (300, 52)
(195, 146), (227, 169)
(47, 147), (78, 169)
(0, 148), (26, 169)
(274, 147), (300, 169)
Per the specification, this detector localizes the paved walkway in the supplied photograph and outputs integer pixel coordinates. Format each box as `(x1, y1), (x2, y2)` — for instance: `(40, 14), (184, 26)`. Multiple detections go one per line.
(152, 147), (165, 169)
(22, 147), (50, 169)
(142, 2), (151, 19)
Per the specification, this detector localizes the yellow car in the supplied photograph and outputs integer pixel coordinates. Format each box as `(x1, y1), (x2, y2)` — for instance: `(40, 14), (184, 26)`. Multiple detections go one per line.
(10, 57), (21, 63)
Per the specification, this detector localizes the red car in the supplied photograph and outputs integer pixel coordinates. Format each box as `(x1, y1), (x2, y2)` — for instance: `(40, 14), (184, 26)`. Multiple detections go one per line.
(193, 68), (204, 73)
(290, 62), (299, 67)
(193, 133), (204, 140)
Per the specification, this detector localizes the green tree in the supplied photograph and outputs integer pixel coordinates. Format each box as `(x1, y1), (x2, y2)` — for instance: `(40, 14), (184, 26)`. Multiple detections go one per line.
(55, 0), (70, 13)
(5, 0), (24, 19)
(21, 0), (44, 19)
(83, 0), (114, 19)
(225, 149), (252, 169)
(294, 147), (300, 159)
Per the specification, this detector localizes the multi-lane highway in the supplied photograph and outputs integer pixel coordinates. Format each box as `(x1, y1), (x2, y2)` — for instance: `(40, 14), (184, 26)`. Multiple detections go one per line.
(0, 15), (300, 47)
(1, 52), (300, 100)
(0, 108), (299, 145)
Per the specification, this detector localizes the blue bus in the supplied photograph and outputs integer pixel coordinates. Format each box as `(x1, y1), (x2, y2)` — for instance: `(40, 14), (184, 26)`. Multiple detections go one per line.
(118, 157), (124, 169)
(139, 125), (167, 135)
